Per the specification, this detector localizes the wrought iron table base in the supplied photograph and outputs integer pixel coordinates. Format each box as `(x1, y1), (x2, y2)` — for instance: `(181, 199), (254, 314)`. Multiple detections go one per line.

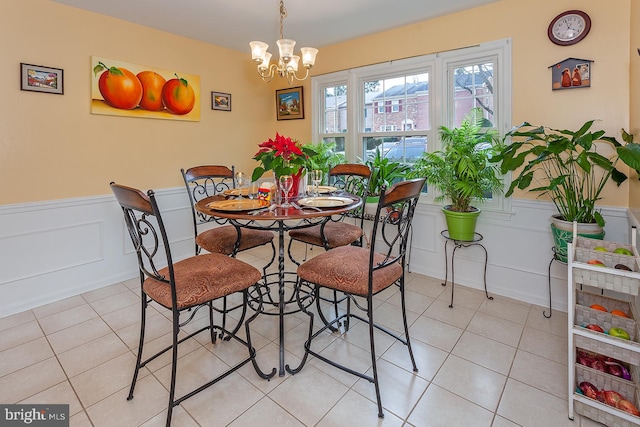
(441, 230), (492, 308)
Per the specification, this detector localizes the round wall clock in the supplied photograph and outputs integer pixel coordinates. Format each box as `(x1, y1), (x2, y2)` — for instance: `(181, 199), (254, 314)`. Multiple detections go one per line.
(547, 10), (591, 46)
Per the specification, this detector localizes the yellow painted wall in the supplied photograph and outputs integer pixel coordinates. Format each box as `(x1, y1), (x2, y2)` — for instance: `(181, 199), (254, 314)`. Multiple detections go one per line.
(629, 1), (640, 208)
(0, 0), (276, 204)
(1, 0), (635, 210)
(287, 0), (633, 207)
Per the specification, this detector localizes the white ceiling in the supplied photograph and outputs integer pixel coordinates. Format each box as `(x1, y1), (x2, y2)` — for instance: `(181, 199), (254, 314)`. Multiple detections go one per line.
(51, 0), (499, 53)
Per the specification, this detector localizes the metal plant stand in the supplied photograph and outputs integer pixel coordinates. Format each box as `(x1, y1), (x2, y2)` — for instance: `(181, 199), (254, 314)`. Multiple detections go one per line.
(545, 246), (565, 318)
(441, 230), (492, 308)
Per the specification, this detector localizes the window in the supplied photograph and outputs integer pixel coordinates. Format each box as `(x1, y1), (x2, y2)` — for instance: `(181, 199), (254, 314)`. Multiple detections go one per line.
(450, 61), (495, 127)
(316, 81), (348, 156)
(312, 39), (511, 212)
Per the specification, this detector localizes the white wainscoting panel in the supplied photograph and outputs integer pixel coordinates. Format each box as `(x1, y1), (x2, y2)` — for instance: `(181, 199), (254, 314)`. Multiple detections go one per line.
(0, 188), (194, 317)
(0, 189), (634, 318)
(406, 199), (631, 315)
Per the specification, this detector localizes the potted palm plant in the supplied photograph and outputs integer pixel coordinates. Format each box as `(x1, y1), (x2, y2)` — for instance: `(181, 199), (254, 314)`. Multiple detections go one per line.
(302, 140), (346, 184)
(493, 121), (640, 261)
(408, 107), (504, 240)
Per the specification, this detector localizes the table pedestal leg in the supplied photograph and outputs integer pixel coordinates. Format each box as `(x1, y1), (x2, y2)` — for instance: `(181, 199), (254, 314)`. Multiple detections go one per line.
(278, 223), (286, 377)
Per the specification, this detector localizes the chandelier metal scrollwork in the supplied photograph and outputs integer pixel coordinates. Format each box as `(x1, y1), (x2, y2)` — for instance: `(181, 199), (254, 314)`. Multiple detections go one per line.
(249, 0), (318, 84)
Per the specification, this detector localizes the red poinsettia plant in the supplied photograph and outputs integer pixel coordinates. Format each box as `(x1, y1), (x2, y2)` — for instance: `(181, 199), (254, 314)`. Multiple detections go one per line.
(251, 133), (317, 182)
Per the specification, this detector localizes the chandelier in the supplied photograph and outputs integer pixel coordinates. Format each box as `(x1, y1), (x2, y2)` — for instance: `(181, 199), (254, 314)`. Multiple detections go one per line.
(249, 0), (318, 84)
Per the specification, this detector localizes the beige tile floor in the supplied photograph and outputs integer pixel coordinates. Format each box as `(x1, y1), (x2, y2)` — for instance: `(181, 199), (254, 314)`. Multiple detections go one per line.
(0, 243), (606, 427)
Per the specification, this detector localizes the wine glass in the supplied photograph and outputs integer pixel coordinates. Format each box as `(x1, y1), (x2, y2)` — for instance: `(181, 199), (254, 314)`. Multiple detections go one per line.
(279, 175), (293, 208)
(235, 172), (247, 198)
(248, 181), (260, 200)
(311, 169), (323, 197)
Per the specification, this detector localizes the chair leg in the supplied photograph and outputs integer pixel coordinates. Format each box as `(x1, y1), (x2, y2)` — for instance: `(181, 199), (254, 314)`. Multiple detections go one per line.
(399, 276), (418, 372)
(165, 310), (180, 427)
(345, 295), (352, 331)
(260, 240), (277, 304)
(315, 289), (338, 332)
(244, 287), (277, 380)
(263, 240), (277, 271)
(224, 295), (247, 341)
(367, 297), (384, 419)
(127, 291), (147, 401)
(208, 301), (216, 344)
(285, 281), (316, 375)
(287, 238), (301, 266)
(332, 290), (340, 321)
(219, 296), (228, 339)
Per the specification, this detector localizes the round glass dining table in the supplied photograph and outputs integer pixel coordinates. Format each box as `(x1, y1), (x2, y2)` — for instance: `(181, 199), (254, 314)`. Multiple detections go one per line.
(195, 193), (362, 376)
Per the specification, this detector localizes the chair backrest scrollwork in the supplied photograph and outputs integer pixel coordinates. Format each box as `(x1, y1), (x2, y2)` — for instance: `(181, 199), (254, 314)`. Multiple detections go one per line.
(110, 183), (175, 298)
(369, 177), (426, 273)
(181, 165), (236, 254)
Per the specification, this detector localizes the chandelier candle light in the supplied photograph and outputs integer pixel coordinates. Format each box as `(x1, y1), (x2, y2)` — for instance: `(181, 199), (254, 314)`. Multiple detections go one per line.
(249, 0), (318, 84)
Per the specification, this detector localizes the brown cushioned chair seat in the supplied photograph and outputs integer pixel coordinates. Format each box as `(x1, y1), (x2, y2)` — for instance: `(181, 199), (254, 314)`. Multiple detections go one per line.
(297, 245), (402, 296)
(288, 222), (363, 248)
(196, 225), (273, 255)
(143, 253), (262, 309)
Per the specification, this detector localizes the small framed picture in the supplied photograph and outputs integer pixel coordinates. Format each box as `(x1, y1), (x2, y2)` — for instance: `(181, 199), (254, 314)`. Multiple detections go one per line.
(20, 63), (64, 95)
(276, 86), (304, 120)
(211, 91), (231, 111)
(549, 58), (592, 91)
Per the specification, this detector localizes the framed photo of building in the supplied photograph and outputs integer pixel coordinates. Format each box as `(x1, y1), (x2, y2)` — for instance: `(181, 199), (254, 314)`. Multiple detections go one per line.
(20, 63), (64, 95)
(276, 86), (304, 120)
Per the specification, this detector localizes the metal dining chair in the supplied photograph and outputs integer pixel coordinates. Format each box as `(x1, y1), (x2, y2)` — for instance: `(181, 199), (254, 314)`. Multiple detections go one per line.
(288, 163), (371, 258)
(110, 182), (275, 427)
(181, 165), (276, 335)
(287, 163), (371, 327)
(181, 165), (275, 259)
(286, 177), (426, 418)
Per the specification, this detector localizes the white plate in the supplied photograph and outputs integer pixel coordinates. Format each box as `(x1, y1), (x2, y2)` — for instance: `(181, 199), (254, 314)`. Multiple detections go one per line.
(206, 199), (269, 211)
(306, 185), (338, 194)
(297, 196), (354, 208)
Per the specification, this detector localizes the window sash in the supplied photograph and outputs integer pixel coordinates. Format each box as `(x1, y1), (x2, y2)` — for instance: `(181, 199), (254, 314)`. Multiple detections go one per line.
(313, 39), (512, 213)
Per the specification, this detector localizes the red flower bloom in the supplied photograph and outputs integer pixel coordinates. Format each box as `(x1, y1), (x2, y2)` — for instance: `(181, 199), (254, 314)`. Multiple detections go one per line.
(251, 133), (317, 182)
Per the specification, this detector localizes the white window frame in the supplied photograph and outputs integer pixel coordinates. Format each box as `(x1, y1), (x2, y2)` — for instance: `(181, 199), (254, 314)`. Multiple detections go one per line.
(312, 38), (512, 214)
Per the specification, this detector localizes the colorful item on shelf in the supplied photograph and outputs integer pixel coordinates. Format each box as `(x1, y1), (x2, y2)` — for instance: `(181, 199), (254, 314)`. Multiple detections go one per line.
(569, 231), (640, 425)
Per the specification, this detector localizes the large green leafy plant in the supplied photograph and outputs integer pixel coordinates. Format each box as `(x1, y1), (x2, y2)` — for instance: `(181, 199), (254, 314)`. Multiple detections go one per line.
(494, 121), (640, 226)
(365, 148), (410, 197)
(408, 108), (504, 212)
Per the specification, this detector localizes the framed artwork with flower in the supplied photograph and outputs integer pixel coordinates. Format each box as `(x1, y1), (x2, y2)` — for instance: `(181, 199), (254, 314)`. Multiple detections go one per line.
(276, 86), (304, 120)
